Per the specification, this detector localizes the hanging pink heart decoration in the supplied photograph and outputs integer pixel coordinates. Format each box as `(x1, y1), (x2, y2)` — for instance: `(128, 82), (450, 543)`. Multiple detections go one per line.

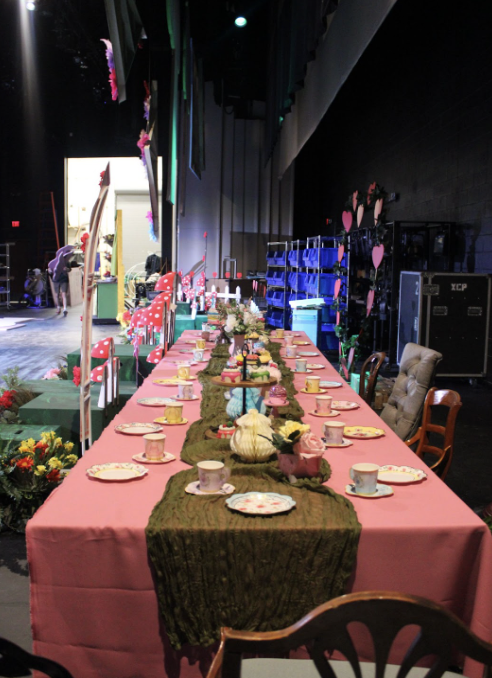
(374, 198), (383, 224)
(366, 289), (375, 317)
(342, 211), (353, 232)
(372, 244), (385, 269)
(352, 191), (358, 212)
(336, 311), (340, 325)
(339, 341), (342, 356)
(337, 244), (344, 262)
(333, 278), (341, 299)
(357, 204), (364, 227)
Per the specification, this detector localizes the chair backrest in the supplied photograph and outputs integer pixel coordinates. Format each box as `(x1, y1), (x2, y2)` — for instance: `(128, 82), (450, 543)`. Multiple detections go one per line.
(358, 352), (386, 406)
(207, 591), (492, 678)
(412, 387), (462, 479)
(380, 343), (442, 440)
(0, 636), (74, 678)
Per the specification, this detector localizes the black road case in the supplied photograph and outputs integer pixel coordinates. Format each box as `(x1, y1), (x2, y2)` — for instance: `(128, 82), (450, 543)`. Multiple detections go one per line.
(398, 272), (491, 377)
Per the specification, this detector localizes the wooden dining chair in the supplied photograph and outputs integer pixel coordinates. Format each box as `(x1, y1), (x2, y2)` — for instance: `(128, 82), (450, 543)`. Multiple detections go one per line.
(405, 387), (462, 480)
(0, 636), (74, 678)
(206, 590), (492, 678)
(358, 352), (386, 406)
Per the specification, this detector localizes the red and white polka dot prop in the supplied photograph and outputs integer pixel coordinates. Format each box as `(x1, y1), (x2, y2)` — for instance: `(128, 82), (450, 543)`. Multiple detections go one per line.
(90, 338), (113, 359)
(146, 346), (163, 364)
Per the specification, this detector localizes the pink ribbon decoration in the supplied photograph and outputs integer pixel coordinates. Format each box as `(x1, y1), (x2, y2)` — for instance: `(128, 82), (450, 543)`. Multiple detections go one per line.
(372, 244), (385, 269)
(342, 211), (353, 233)
(367, 182), (376, 205)
(374, 198), (383, 224)
(336, 311), (340, 325)
(366, 289), (375, 317)
(333, 278), (341, 299)
(348, 347), (355, 371)
(357, 204), (364, 227)
(341, 357), (349, 380)
(352, 191), (358, 212)
(337, 245), (345, 263)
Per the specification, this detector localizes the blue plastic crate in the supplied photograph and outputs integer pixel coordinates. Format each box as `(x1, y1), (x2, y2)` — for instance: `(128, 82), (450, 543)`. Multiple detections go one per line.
(272, 291), (285, 307)
(273, 270), (286, 285)
(321, 302), (346, 323)
(274, 250), (287, 266)
(288, 291), (306, 304)
(302, 248), (314, 265)
(288, 250), (304, 267)
(266, 250), (277, 264)
(265, 268), (276, 285)
(307, 248), (341, 268)
(321, 332), (339, 351)
(266, 289), (276, 305)
(288, 271), (307, 292)
(306, 273), (338, 296)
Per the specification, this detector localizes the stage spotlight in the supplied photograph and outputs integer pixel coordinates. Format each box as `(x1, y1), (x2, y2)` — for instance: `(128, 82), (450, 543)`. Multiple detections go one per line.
(234, 16), (247, 27)
(26, 1), (36, 9)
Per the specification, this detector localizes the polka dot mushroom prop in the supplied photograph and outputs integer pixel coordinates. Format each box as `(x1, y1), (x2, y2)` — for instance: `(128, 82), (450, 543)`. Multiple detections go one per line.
(90, 338), (113, 359)
(90, 363), (107, 383)
(146, 346), (163, 364)
(154, 271), (176, 293)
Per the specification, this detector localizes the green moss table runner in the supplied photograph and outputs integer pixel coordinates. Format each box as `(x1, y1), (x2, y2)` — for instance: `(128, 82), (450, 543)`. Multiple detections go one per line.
(146, 340), (361, 650)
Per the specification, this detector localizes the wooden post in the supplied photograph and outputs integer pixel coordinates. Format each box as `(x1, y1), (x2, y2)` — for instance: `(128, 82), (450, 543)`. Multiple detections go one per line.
(116, 210), (124, 316)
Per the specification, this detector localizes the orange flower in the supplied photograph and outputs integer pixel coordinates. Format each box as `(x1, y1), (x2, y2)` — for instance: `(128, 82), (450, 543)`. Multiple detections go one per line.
(16, 456), (34, 472)
(46, 469), (61, 483)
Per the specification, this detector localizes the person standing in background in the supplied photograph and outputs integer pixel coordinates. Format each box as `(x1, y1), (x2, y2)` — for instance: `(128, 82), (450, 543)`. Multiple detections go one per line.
(48, 245), (75, 317)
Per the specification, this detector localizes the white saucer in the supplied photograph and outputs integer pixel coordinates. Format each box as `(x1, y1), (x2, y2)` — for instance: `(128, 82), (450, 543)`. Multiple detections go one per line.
(185, 481), (235, 496)
(293, 369), (312, 374)
(308, 410), (339, 418)
(322, 437), (353, 448)
(174, 394), (199, 401)
(132, 452), (176, 464)
(345, 483), (394, 498)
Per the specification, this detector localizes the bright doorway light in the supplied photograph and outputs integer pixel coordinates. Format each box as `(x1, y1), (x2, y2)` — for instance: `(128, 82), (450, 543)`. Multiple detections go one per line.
(234, 16), (247, 27)
(26, 1), (36, 9)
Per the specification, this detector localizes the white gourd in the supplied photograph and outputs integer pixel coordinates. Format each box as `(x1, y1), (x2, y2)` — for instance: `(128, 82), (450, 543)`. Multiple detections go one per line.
(230, 408), (276, 462)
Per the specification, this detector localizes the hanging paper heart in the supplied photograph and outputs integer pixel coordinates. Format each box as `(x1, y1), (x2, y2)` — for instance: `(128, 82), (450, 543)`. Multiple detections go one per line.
(341, 357), (349, 380)
(212, 272), (217, 278)
(352, 191), (358, 212)
(374, 198), (383, 224)
(357, 204), (364, 227)
(336, 311), (340, 325)
(348, 347), (355, 371)
(372, 244), (385, 269)
(333, 278), (341, 299)
(337, 244), (344, 263)
(366, 289), (375, 317)
(367, 182), (376, 204)
(342, 211), (353, 232)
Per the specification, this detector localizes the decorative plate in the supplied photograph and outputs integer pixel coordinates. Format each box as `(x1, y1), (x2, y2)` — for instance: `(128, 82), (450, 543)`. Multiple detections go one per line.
(152, 378), (183, 386)
(322, 437), (353, 448)
(319, 381), (343, 389)
(297, 351), (319, 357)
(331, 400), (360, 411)
(225, 492), (296, 515)
(293, 341), (310, 346)
(307, 364), (325, 370)
(378, 465), (427, 484)
(185, 481), (235, 496)
(132, 452), (176, 465)
(137, 397), (176, 407)
(184, 339), (200, 344)
(174, 394), (199, 401)
(171, 375), (197, 381)
(308, 410), (339, 418)
(300, 388), (328, 394)
(86, 462), (148, 481)
(345, 483), (393, 498)
(179, 350), (194, 354)
(293, 368), (313, 374)
(153, 417), (189, 426)
(344, 426), (386, 439)
(285, 333), (301, 337)
(114, 423), (163, 435)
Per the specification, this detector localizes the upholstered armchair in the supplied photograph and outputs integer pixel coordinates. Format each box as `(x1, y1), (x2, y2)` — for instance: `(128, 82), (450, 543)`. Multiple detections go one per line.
(380, 343), (442, 440)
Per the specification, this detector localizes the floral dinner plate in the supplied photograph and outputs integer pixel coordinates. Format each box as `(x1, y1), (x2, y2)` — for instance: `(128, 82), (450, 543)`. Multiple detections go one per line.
(331, 401), (359, 411)
(114, 422), (163, 435)
(378, 465), (427, 484)
(132, 452), (176, 465)
(307, 364), (325, 370)
(137, 397), (176, 407)
(225, 492), (296, 515)
(297, 352), (319, 357)
(86, 462), (148, 481)
(344, 426), (385, 439)
(319, 381), (343, 389)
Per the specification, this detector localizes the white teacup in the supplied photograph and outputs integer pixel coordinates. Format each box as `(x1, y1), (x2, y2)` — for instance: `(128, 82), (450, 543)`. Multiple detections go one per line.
(285, 335), (294, 346)
(324, 421), (346, 444)
(305, 375), (320, 393)
(286, 345), (297, 358)
(276, 329), (285, 338)
(165, 402), (184, 424)
(197, 460), (231, 493)
(178, 382), (194, 399)
(193, 348), (205, 362)
(196, 339), (206, 349)
(316, 395), (332, 414)
(295, 358), (307, 372)
(350, 463), (380, 495)
(144, 433), (166, 460)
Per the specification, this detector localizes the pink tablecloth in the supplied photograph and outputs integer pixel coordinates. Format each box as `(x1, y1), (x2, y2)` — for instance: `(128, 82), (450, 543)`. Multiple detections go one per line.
(27, 331), (492, 678)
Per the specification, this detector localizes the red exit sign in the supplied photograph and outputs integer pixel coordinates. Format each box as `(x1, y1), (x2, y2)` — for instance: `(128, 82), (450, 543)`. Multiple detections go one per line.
(12, 221), (19, 227)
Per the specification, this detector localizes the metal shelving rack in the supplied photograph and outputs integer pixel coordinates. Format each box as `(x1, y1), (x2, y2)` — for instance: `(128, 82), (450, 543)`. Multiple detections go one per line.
(0, 243), (14, 309)
(265, 240), (291, 329)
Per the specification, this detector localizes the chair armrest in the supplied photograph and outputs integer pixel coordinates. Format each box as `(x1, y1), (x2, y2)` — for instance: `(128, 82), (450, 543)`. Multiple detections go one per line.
(405, 428), (422, 447)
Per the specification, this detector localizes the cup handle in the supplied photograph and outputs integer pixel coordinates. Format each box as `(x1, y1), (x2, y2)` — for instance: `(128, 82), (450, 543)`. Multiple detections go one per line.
(222, 467), (231, 483)
(349, 468), (355, 482)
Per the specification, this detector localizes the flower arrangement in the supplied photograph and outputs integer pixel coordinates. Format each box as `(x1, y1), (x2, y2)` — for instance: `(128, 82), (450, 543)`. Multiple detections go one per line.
(101, 39), (118, 101)
(266, 420), (311, 454)
(0, 432), (78, 531)
(0, 368), (35, 425)
(217, 300), (265, 336)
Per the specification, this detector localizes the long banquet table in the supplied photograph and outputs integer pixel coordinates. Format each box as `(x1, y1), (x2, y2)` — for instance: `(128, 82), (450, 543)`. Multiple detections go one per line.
(27, 331), (492, 678)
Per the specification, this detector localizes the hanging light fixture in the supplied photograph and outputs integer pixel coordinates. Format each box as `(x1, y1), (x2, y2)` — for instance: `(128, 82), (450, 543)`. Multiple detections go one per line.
(26, 1), (36, 9)
(234, 16), (247, 27)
